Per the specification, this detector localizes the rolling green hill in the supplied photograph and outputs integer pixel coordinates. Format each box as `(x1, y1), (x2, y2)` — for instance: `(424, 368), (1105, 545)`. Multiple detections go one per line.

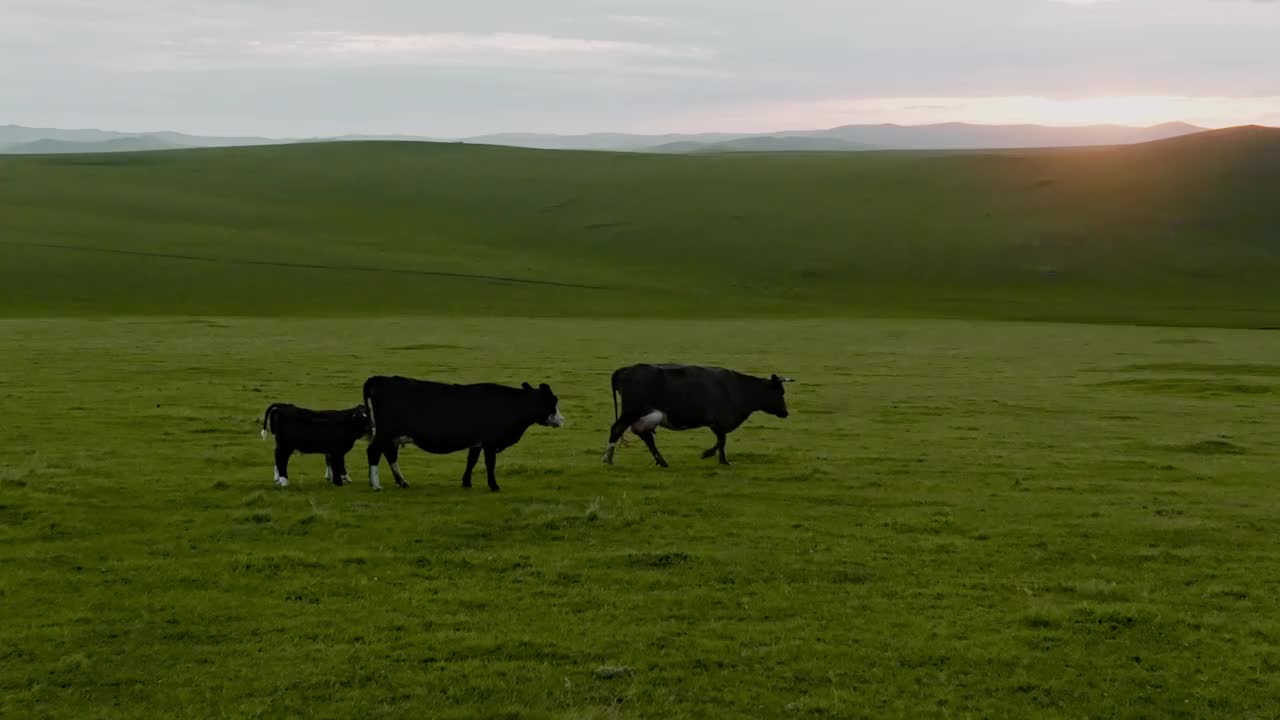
(2, 126), (1278, 326)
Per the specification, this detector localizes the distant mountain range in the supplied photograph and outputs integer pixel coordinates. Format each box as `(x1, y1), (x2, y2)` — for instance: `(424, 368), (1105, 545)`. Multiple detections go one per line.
(2, 136), (190, 155)
(0, 121), (1216, 155)
(462, 122), (1208, 152)
(648, 135), (877, 153)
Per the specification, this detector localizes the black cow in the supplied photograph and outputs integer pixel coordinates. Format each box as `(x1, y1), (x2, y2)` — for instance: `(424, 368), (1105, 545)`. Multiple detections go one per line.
(362, 375), (564, 492)
(603, 364), (793, 467)
(260, 403), (371, 487)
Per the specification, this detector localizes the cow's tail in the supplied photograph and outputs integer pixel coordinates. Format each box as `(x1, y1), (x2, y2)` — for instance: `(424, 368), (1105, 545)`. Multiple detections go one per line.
(362, 378), (379, 441)
(611, 370), (620, 423)
(261, 403), (282, 440)
(610, 370), (630, 446)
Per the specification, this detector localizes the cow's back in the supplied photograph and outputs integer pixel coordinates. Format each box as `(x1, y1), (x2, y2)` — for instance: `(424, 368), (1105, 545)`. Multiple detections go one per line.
(616, 364), (734, 426)
(365, 375), (448, 434)
(365, 377), (534, 450)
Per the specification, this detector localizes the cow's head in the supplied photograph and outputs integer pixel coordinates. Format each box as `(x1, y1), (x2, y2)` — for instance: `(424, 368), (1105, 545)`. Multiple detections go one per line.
(523, 382), (565, 427)
(351, 404), (373, 437)
(762, 374), (793, 418)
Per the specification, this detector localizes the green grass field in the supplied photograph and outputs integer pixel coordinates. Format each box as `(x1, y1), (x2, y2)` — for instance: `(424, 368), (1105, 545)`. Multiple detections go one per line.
(3, 317), (1278, 718)
(2, 132), (1280, 717)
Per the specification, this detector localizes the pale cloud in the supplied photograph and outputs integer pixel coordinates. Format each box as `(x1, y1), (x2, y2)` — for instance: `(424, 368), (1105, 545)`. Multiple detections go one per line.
(0, 0), (1276, 136)
(247, 31), (710, 64)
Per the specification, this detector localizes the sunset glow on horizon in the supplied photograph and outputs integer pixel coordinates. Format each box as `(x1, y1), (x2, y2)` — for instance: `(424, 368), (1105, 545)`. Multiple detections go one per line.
(664, 95), (1280, 134)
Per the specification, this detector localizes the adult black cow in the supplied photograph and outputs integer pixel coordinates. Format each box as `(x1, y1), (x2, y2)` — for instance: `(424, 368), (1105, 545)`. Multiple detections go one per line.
(603, 364), (793, 467)
(260, 403), (371, 487)
(362, 375), (564, 492)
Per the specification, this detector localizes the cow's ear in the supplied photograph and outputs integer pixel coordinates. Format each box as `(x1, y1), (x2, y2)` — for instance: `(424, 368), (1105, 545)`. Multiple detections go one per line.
(539, 383), (550, 392)
(522, 382), (533, 390)
(771, 374), (781, 383)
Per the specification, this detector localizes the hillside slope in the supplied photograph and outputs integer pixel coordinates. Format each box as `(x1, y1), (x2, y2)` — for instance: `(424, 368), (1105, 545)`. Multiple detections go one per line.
(1, 127), (1277, 325)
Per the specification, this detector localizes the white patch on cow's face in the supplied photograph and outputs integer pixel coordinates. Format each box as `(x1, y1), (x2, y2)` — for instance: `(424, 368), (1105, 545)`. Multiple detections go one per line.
(546, 405), (565, 427)
(369, 465), (382, 491)
(631, 410), (666, 434)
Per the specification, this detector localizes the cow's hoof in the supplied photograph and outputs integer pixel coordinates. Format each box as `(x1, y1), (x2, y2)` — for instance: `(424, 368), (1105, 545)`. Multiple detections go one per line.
(395, 480), (409, 489)
(488, 486), (501, 493)
(656, 460), (669, 469)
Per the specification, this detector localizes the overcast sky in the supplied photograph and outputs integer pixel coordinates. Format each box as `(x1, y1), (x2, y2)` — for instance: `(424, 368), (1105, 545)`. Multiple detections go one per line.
(3, 0), (1278, 137)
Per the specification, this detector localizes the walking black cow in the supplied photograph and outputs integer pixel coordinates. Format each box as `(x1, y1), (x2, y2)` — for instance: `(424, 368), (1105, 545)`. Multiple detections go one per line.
(362, 375), (564, 492)
(260, 403), (371, 487)
(603, 364), (793, 467)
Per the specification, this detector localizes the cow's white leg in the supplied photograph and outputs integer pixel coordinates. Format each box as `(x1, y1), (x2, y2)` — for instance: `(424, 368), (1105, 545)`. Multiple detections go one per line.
(324, 464), (333, 483)
(275, 466), (289, 487)
(603, 442), (618, 464)
(341, 474), (352, 485)
(369, 465), (382, 491)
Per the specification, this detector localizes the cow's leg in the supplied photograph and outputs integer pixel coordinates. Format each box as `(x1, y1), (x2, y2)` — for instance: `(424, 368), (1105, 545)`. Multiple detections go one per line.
(328, 453), (348, 486)
(385, 444), (409, 489)
(700, 430), (720, 460)
(366, 440), (385, 491)
(274, 445), (292, 487)
(715, 431), (731, 466)
(701, 430), (729, 463)
(333, 452), (352, 486)
(461, 446), (481, 489)
(637, 431), (669, 468)
(483, 446), (500, 492)
(604, 418), (630, 464)
(603, 410), (650, 464)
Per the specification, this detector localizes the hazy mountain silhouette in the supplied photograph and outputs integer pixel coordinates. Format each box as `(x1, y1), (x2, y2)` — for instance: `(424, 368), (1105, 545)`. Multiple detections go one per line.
(1, 136), (188, 154)
(648, 136), (877, 153)
(0, 121), (1222, 155)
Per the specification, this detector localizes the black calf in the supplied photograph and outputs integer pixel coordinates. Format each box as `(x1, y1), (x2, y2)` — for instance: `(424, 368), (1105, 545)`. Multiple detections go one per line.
(260, 403), (370, 487)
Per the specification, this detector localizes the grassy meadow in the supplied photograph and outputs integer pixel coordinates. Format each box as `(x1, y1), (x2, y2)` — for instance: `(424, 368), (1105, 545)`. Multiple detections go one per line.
(2, 132), (1280, 717)
(3, 317), (1279, 718)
